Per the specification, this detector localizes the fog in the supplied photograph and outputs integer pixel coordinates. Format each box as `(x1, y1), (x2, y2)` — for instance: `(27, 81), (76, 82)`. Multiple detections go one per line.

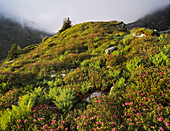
(0, 0), (169, 33)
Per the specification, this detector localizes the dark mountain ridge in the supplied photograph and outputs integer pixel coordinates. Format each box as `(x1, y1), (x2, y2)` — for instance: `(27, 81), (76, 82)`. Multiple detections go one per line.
(0, 16), (50, 60)
(127, 4), (170, 31)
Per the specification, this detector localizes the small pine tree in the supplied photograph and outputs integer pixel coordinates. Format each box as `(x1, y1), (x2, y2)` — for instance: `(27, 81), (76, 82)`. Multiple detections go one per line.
(7, 44), (21, 60)
(59, 17), (72, 33)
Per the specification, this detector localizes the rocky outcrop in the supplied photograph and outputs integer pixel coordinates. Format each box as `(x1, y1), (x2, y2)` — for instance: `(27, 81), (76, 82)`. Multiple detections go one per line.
(133, 33), (146, 38)
(105, 46), (117, 54)
(85, 91), (104, 102)
(116, 22), (126, 29)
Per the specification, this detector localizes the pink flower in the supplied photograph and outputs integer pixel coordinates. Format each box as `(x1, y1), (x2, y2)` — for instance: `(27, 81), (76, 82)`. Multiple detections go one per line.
(24, 120), (27, 123)
(53, 120), (56, 123)
(41, 118), (44, 120)
(33, 119), (36, 122)
(84, 116), (87, 119)
(62, 121), (65, 123)
(130, 123), (134, 125)
(166, 123), (169, 127)
(112, 129), (116, 131)
(56, 114), (58, 116)
(114, 114), (117, 119)
(92, 116), (95, 120)
(151, 126), (153, 128)
(77, 117), (80, 119)
(38, 118), (40, 120)
(65, 127), (68, 130)
(77, 126), (80, 129)
(56, 128), (59, 130)
(18, 120), (21, 123)
(84, 122), (87, 125)
(112, 122), (115, 125)
(50, 129), (53, 131)
(137, 113), (141, 116)
(35, 125), (37, 127)
(137, 91), (141, 94)
(33, 115), (36, 117)
(101, 122), (104, 125)
(96, 121), (99, 125)
(17, 126), (20, 129)
(158, 118), (164, 121)
(159, 127), (163, 131)
(158, 107), (161, 110)
(97, 116), (100, 119)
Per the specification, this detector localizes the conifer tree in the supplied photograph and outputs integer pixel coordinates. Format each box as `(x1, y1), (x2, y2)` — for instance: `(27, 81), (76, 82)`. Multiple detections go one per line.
(59, 17), (72, 33)
(7, 44), (21, 60)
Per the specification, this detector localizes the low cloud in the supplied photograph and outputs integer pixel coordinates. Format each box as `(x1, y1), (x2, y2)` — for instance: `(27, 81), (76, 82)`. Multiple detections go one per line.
(0, 0), (169, 33)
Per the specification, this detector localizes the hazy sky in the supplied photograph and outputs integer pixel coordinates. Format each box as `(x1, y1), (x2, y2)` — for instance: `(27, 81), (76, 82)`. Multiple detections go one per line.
(0, 0), (169, 33)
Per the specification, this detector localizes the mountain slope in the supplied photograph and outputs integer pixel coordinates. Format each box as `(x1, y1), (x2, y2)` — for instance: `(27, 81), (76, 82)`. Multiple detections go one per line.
(0, 16), (50, 60)
(127, 4), (170, 31)
(0, 20), (169, 131)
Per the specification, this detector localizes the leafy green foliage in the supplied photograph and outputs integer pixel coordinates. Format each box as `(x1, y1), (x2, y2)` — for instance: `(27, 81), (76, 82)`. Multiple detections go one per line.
(45, 86), (77, 112)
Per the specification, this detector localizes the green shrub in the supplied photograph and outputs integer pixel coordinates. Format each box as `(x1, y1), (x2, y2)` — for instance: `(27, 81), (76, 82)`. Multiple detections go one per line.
(45, 86), (77, 112)
(59, 17), (72, 33)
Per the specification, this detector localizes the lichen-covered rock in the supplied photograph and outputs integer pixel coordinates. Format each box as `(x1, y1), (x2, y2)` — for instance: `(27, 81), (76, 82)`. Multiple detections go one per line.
(85, 91), (104, 102)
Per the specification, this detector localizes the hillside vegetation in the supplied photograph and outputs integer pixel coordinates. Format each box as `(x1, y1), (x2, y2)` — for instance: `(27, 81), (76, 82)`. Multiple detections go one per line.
(0, 20), (169, 131)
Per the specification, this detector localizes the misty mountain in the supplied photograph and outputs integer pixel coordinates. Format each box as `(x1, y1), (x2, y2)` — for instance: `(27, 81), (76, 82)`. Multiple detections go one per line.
(127, 4), (170, 31)
(0, 16), (51, 60)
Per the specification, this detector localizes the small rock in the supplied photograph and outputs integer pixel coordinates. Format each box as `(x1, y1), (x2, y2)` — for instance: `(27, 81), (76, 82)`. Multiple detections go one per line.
(109, 86), (114, 95)
(61, 74), (66, 78)
(49, 70), (56, 75)
(138, 34), (146, 38)
(51, 75), (56, 78)
(105, 46), (117, 54)
(70, 69), (74, 72)
(107, 66), (111, 68)
(9, 60), (14, 63)
(133, 33), (146, 38)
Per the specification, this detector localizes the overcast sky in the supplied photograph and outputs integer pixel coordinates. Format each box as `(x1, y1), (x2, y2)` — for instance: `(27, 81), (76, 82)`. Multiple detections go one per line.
(0, 0), (169, 33)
